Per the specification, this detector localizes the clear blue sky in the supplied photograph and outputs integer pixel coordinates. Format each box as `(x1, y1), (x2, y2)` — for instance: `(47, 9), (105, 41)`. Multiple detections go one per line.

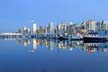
(0, 0), (108, 32)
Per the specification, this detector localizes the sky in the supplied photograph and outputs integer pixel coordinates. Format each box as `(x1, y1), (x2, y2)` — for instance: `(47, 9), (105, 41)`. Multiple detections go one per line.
(0, 0), (108, 32)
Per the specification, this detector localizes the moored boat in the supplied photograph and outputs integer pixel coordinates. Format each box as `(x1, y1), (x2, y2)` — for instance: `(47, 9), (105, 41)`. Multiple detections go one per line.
(83, 36), (107, 43)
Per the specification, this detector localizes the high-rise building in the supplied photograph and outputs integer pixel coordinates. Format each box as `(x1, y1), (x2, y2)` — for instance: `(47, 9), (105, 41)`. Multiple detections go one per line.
(32, 20), (37, 34)
(68, 22), (73, 34)
(44, 26), (48, 34)
(68, 22), (76, 34)
(23, 27), (31, 36)
(49, 22), (54, 34)
(86, 19), (96, 31)
(39, 26), (44, 34)
(101, 20), (108, 30)
(61, 22), (67, 33)
(80, 22), (87, 34)
(96, 20), (108, 31)
(57, 22), (67, 36)
(81, 22), (86, 29)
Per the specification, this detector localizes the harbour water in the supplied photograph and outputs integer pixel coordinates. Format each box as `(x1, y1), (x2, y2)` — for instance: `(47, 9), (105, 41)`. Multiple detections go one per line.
(0, 38), (108, 72)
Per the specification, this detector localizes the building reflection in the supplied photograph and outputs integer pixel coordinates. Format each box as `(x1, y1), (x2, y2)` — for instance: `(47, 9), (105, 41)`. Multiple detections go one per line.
(17, 38), (108, 53)
(84, 43), (108, 53)
(1, 37), (108, 54)
(24, 39), (30, 47)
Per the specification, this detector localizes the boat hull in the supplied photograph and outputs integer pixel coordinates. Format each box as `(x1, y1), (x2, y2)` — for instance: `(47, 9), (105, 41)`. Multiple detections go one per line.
(83, 37), (107, 43)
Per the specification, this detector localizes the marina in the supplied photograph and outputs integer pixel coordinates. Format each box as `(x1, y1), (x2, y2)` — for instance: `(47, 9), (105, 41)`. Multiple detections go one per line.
(0, 33), (108, 43)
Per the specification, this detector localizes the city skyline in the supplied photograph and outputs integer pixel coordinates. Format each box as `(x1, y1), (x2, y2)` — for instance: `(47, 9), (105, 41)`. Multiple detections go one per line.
(1, 19), (108, 41)
(1, 19), (108, 32)
(0, 0), (108, 32)
(17, 19), (108, 35)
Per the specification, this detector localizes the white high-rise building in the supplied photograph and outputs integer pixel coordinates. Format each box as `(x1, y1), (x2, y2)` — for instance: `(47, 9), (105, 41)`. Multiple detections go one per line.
(101, 21), (108, 30)
(86, 19), (96, 31)
(32, 20), (37, 34)
(97, 20), (108, 31)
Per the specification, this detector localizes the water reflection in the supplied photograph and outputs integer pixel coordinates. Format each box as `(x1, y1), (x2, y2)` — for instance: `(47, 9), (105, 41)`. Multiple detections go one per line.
(13, 38), (108, 53)
(0, 37), (108, 72)
(0, 36), (108, 53)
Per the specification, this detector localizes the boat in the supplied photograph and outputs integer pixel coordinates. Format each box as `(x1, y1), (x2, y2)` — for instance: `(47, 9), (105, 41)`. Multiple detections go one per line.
(83, 36), (107, 43)
(83, 31), (107, 43)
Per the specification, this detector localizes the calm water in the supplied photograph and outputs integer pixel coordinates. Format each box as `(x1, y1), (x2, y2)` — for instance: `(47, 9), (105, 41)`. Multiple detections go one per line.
(0, 38), (108, 72)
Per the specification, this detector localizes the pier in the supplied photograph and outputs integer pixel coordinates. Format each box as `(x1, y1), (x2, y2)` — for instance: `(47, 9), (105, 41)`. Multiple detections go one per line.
(0, 33), (22, 39)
